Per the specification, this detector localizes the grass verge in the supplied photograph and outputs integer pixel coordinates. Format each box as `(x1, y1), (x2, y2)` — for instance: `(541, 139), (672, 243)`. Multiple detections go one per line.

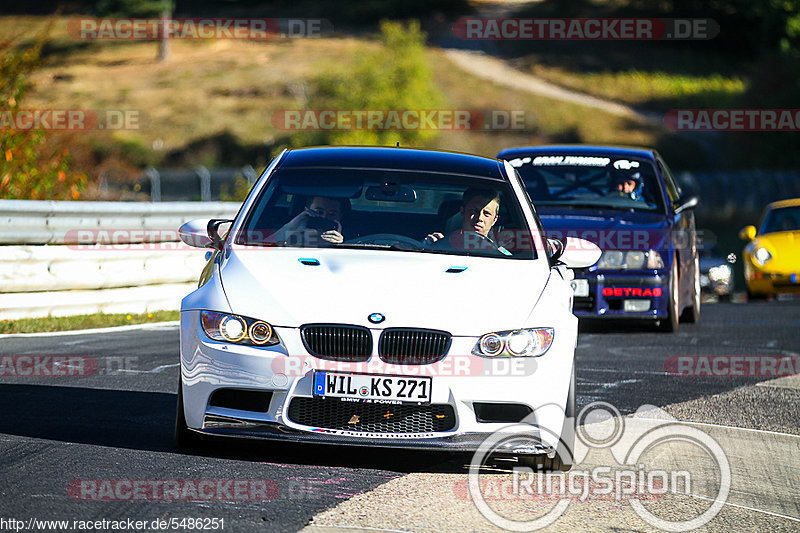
(0, 310), (180, 334)
(521, 64), (747, 111)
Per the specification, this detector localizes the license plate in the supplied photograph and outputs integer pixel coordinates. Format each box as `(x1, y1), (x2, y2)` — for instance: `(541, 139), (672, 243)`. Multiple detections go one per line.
(313, 371), (432, 405)
(570, 279), (589, 297)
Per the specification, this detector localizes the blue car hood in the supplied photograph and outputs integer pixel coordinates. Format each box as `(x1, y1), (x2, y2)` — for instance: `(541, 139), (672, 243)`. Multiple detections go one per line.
(536, 207), (670, 251)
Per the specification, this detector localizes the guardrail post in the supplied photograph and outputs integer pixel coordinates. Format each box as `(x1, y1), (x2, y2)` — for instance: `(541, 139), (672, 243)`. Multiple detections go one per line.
(145, 167), (161, 202)
(242, 165), (257, 185)
(196, 165), (211, 202)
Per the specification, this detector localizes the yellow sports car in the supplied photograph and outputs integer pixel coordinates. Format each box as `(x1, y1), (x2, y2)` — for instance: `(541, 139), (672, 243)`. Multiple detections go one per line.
(740, 198), (800, 298)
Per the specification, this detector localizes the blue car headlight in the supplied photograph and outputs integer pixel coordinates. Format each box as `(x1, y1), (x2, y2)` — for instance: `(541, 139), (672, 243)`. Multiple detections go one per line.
(597, 250), (664, 269)
(200, 310), (280, 346)
(472, 328), (554, 357)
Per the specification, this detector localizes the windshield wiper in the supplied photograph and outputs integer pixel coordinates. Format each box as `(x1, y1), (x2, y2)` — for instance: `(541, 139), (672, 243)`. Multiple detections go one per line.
(543, 202), (640, 211)
(335, 243), (421, 252)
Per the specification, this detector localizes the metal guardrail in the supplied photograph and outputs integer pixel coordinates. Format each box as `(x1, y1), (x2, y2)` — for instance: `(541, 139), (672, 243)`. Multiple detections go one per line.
(0, 200), (241, 319)
(137, 165), (258, 202)
(0, 199), (241, 244)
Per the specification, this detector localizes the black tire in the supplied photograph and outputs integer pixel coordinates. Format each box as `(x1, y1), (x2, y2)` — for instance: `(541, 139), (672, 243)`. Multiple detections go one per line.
(517, 366), (575, 472)
(175, 376), (202, 449)
(658, 259), (680, 332)
(747, 289), (767, 301)
(680, 253), (701, 323)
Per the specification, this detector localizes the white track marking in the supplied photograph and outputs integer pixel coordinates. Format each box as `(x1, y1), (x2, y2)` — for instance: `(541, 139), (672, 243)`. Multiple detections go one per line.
(0, 321), (179, 338)
(689, 493), (800, 523)
(633, 417), (800, 438)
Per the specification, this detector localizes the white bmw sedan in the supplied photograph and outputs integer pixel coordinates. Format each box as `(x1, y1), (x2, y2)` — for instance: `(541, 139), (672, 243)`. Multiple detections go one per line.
(177, 146), (599, 470)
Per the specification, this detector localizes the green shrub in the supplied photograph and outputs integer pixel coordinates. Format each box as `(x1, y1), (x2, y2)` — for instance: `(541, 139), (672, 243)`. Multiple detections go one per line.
(292, 20), (443, 148)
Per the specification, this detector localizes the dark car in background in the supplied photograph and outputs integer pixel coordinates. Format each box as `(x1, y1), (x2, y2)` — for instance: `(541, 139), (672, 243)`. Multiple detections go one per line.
(699, 245), (736, 300)
(498, 146), (700, 331)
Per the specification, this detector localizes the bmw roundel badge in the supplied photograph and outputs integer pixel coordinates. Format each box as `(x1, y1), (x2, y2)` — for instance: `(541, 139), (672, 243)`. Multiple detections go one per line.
(368, 313), (385, 324)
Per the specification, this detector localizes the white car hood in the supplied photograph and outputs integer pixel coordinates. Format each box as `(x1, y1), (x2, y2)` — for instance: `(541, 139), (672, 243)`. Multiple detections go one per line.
(219, 247), (549, 336)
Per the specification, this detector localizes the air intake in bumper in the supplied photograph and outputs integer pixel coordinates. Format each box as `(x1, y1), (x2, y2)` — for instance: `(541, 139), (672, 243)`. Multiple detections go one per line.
(287, 397), (456, 433)
(208, 389), (273, 412)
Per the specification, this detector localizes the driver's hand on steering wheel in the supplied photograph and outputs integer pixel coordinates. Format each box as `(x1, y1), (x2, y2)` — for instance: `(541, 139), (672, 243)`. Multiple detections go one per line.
(320, 230), (344, 244)
(423, 232), (444, 245)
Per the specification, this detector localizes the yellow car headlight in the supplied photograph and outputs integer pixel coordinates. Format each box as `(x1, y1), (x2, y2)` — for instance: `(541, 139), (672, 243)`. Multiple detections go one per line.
(753, 247), (772, 266)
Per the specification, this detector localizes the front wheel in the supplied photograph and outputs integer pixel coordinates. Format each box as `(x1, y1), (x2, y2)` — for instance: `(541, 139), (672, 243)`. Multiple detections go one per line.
(658, 259), (680, 332)
(680, 253), (700, 323)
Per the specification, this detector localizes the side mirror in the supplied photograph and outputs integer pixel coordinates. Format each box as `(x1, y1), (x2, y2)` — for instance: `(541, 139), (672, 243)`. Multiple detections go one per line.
(553, 237), (601, 269)
(738, 225), (756, 241)
(179, 218), (233, 249)
(674, 195), (699, 214)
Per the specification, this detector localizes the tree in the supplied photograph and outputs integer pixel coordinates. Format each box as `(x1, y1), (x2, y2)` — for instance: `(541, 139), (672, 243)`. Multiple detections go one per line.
(292, 20), (444, 147)
(93, 0), (175, 61)
(0, 24), (86, 200)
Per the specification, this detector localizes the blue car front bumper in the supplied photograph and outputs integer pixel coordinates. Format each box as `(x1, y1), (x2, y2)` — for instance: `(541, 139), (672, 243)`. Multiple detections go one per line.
(572, 271), (669, 320)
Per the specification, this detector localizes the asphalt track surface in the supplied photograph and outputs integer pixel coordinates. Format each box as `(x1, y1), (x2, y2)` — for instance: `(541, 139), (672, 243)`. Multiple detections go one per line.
(0, 300), (797, 532)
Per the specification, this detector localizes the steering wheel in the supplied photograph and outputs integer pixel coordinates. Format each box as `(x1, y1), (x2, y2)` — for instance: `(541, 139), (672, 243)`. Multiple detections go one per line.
(429, 230), (504, 254)
(346, 233), (424, 248)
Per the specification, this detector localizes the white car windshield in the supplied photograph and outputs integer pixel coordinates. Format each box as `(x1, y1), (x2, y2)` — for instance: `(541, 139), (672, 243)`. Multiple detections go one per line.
(236, 168), (538, 259)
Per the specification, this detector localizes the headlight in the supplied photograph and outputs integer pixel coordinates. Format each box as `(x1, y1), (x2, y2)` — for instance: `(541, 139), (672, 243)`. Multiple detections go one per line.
(200, 311), (280, 346)
(597, 250), (624, 269)
(597, 250), (663, 270)
(753, 247), (772, 266)
(473, 328), (554, 358)
(708, 264), (732, 282)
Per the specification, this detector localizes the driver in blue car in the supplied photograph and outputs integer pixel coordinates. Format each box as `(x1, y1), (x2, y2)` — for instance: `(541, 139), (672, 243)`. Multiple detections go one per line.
(273, 196), (346, 245)
(610, 170), (644, 201)
(424, 188), (511, 255)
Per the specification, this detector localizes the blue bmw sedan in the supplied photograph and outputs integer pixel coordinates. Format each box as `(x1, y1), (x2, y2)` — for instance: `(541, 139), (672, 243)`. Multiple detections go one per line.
(498, 145), (700, 332)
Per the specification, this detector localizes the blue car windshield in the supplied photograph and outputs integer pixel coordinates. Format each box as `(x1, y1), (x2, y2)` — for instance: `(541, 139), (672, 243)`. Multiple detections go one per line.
(505, 155), (666, 212)
(236, 168), (538, 259)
